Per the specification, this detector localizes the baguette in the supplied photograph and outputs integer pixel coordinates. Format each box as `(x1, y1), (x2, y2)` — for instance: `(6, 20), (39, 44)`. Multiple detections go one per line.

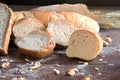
(0, 3), (14, 54)
(66, 29), (103, 61)
(60, 11), (100, 33)
(32, 3), (96, 20)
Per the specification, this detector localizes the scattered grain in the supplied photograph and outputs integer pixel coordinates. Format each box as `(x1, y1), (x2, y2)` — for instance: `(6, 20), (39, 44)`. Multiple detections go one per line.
(78, 61), (84, 64)
(24, 58), (30, 62)
(98, 59), (103, 61)
(11, 78), (17, 80)
(0, 76), (6, 78)
(105, 36), (112, 43)
(83, 62), (88, 65)
(103, 40), (109, 46)
(73, 68), (79, 72)
(53, 69), (60, 75)
(55, 64), (60, 67)
(1, 62), (10, 68)
(67, 69), (75, 76)
(84, 76), (91, 80)
(98, 72), (102, 75)
(108, 63), (114, 66)
(94, 67), (99, 71)
(20, 71), (26, 74)
(30, 62), (41, 70)
(18, 77), (24, 80)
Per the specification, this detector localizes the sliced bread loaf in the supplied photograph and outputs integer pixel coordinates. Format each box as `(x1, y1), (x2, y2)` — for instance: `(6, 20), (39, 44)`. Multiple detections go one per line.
(47, 20), (76, 47)
(0, 3), (14, 54)
(60, 11), (100, 33)
(13, 18), (45, 39)
(66, 29), (103, 61)
(15, 30), (56, 58)
(14, 11), (65, 27)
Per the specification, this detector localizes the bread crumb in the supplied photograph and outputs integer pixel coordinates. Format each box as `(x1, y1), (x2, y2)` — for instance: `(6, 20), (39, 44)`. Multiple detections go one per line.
(0, 76), (6, 78)
(18, 77), (24, 80)
(55, 64), (60, 67)
(24, 58), (30, 62)
(67, 68), (78, 76)
(78, 61), (83, 64)
(84, 77), (91, 80)
(11, 78), (17, 80)
(98, 72), (102, 75)
(117, 49), (120, 52)
(103, 40), (109, 46)
(20, 71), (26, 74)
(73, 68), (79, 72)
(30, 62), (41, 70)
(94, 67), (99, 71)
(98, 59), (103, 61)
(1, 62), (10, 68)
(11, 77), (24, 80)
(67, 69), (75, 76)
(105, 36), (112, 43)
(83, 62), (88, 65)
(108, 63), (114, 66)
(53, 69), (60, 75)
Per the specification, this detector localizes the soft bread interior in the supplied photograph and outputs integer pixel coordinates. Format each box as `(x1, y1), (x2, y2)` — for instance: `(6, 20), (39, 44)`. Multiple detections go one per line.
(66, 30), (103, 60)
(15, 31), (51, 51)
(47, 20), (75, 46)
(0, 4), (11, 49)
(13, 18), (44, 38)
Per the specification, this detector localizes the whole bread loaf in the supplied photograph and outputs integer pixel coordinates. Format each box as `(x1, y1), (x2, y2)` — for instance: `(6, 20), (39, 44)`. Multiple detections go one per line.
(0, 3), (14, 54)
(15, 30), (56, 58)
(66, 29), (103, 61)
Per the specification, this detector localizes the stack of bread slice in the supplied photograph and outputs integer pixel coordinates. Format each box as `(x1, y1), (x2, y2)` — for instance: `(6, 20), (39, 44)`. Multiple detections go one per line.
(0, 3), (103, 60)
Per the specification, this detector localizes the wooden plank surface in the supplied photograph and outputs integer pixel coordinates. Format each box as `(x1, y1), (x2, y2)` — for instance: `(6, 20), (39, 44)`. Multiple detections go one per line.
(0, 6), (120, 80)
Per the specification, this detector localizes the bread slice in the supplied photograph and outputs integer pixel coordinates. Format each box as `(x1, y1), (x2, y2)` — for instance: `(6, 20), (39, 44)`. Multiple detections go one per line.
(47, 20), (76, 47)
(14, 11), (65, 27)
(60, 11), (100, 33)
(15, 30), (56, 58)
(66, 29), (103, 61)
(13, 18), (45, 39)
(0, 3), (14, 54)
(32, 3), (96, 19)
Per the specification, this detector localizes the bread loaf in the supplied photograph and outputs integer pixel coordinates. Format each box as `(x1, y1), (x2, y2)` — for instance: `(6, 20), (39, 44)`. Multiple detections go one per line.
(32, 3), (96, 20)
(66, 29), (103, 61)
(47, 20), (76, 47)
(15, 30), (56, 58)
(60, 11), (100, 33)
(0, 3), (14, 54)
(14, 11), (65, 27)
(13, 18), (45, 39)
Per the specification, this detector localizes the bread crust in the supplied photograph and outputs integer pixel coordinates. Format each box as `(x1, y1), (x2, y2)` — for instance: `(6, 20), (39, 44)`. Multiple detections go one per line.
(14, 11), (65, 28)
(0, 3), (14, 55)
(32, 3), (96, 20)
(16, 31), (56, 58)
(60, 11), (100, 33)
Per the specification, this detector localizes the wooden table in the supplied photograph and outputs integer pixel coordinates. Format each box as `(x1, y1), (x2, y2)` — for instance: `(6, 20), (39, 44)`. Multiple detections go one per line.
(0, 6), (120, 80)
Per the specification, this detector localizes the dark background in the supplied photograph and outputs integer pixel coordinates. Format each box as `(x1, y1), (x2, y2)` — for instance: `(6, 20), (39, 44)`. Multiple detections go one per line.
(0, 0), (120, 6)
